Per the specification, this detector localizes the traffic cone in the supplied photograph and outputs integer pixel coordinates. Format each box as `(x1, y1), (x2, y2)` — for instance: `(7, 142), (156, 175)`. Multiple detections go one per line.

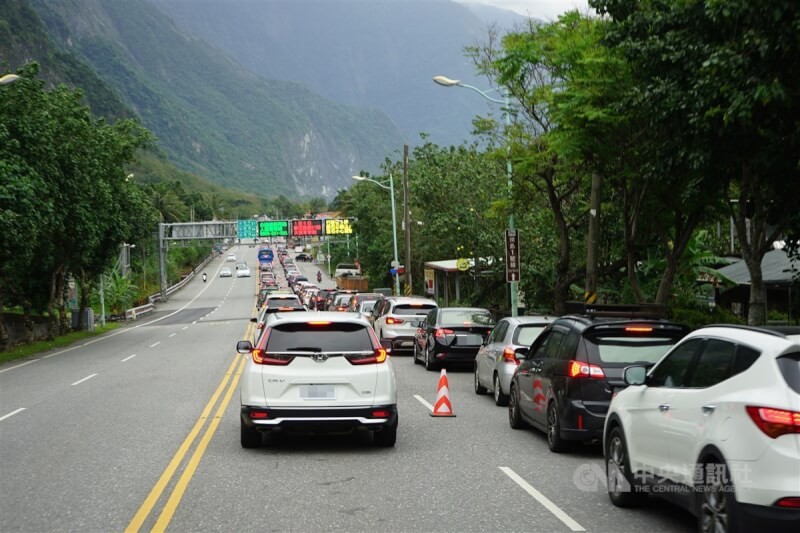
(430, 369), (456, 417)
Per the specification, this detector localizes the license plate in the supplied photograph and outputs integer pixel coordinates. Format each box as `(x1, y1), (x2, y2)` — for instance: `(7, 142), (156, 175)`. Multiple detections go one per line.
(457, 334), (483, 345)
(300, 385), (336, 400)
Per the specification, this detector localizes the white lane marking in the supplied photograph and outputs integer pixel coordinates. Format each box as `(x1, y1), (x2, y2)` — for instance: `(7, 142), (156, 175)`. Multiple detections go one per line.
(169, 333), (176, 338)
(413, 394), (434, 412)
(0, 408), (26, 422)
(499, 467), (585, 531)
(121, 354), (137, 362)
(182, 326), (188, 330)
(0, 359), (39, 375)
(150, 342), (161, 348)
(72, 373), (98, 386)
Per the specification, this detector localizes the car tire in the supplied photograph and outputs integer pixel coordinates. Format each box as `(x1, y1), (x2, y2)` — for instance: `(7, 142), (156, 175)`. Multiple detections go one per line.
(373, 418), (398, 447)
(240, 419), (262, 449)
(697, 458), (739, 533)
(493, 373), (509, 406)
(413, 343), (421, 365)
(546, 400), (570, 453)
(474, 364), (488, 394)
(508, 384), (526, 429)
(424, 344), (437, 371)
(606, 426), (647, 507)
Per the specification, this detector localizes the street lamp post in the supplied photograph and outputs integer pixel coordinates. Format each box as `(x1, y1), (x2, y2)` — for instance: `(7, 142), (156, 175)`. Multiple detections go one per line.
(352, 175), (401, 296)
(433, 75), (518, 316)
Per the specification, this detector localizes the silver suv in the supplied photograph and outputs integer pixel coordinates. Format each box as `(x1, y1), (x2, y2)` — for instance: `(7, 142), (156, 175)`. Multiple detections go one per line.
(372, 297), (437, 354)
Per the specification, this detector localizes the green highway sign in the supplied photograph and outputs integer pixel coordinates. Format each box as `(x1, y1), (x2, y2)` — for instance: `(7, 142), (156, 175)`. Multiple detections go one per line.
(258, 220), (289, 237)
(237, 219), (257, 239)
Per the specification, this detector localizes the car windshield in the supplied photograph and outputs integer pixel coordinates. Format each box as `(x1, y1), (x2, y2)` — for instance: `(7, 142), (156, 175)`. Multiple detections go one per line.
(594, 336), (679, 364)
(265, 322), (373, 352)
(394, 304), (436, 315)
(360, 301), (377, 312)
(440, 309), (494, 325)
(514, 325), (548, 346)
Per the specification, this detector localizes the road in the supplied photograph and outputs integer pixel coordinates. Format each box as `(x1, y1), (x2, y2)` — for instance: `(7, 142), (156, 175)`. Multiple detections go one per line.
(0, 245), (695, 532)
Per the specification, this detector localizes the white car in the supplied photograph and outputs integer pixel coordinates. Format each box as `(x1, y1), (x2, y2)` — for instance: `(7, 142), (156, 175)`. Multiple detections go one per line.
(219, 267), (233, 278)
(226, 253), (236, 262)
(236, 312), (398, 448)
(236, 266), (251, 278)
(604, 325), (800, 533)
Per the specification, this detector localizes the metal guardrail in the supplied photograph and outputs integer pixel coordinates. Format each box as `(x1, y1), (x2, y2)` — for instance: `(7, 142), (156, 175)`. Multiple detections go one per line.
(125, 303), (155, 321)
(136, 253), (216, 316)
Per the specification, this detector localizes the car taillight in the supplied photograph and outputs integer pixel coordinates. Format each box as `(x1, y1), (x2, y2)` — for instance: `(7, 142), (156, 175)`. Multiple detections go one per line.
(434, 328), (454, 338)
(775, 497), (800, 508)
(386, 317), (404, 325)
(568, 360), (605, 378)
(252, 349), (294, 366)
(250, 411), (269, 419)
(371, 410), (391, 418)
(346, 347), (388, 365)
(746, 406), (800, 438)
(502, 346), (520, 364)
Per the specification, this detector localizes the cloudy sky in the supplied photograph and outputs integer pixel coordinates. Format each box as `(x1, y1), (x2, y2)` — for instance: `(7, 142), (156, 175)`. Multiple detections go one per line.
(464, 0), (592, 20)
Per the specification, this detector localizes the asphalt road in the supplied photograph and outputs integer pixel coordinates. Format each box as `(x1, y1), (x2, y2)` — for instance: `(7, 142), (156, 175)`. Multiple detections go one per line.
(0, 245), (695, 532)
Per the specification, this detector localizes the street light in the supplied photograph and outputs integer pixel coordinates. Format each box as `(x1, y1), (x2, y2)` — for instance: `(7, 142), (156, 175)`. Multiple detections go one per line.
(352, 174), (401, 296)
(0, 74), (20, 86)
(433, 75), (519, 316)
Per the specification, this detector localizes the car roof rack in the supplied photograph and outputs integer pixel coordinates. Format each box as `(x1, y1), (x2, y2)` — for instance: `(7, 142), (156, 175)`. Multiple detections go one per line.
(565, 301), (667, 319)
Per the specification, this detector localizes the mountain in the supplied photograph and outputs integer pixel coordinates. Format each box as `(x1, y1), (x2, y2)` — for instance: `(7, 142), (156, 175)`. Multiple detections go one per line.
(24, 0), (405, 198)
(148, 0), (527, 148)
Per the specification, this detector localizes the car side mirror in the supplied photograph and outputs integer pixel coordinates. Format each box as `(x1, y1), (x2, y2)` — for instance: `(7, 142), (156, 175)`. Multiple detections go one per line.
(623, 365), (647, 386)
(236, 340), (253, 353)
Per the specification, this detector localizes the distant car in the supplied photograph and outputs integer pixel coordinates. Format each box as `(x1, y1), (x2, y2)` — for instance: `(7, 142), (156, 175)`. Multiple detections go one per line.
(372, 296), (437, 354)
(237, 311), (397, 447)
(295, 253), (313, 262)
(605, 325), (800, 533)
(220, 267), (233, 277)
(334, 263), (360, 277)
(474, 315), (554, 406)
(237, 266), (251, 278)
(226, 253), (236, 262)
(346, 293), (383, 313)
(414, 307), (495, 371)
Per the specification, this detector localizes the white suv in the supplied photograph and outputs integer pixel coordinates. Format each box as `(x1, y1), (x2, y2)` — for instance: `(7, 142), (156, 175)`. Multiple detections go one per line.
(604, 325), (800, 533)
(372, 297), (437, 354)
(236, 312), (398, 448)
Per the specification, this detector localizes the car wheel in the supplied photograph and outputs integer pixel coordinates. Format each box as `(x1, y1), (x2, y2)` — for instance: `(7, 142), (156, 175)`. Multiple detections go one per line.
(373, 418), (398, 447)
(606, 426), (647, 507)
(508, 384), (526, 429)
(424, 344), (437, 371)
(240, 418), (262, 449)
(493, 373), (509, 406)
(474, 364), (488, 394)
(546, 401), (570, 453)
(413, 343), (422, 365)
(697, 459), (739, 533)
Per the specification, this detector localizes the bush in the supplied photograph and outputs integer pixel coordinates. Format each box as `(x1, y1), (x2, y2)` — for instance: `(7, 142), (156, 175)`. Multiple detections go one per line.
(668, 305), (745, 331)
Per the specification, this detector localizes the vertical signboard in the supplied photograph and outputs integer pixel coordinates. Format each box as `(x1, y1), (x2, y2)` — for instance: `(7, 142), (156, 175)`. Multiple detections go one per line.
(505, 229), (521, 282)
(424, 268), (435, 295)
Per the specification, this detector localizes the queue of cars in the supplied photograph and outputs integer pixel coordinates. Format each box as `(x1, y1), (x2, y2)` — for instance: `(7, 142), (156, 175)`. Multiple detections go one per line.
(234, 247), (800, 532)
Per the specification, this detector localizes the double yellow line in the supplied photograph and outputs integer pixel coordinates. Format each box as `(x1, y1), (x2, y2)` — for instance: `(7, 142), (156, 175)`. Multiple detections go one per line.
(125, 323), (253, 532)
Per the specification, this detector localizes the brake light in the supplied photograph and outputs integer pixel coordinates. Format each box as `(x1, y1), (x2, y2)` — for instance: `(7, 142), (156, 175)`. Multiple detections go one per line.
(775, 497), (800, 508)
(435, 328), (454, 338)
(347, 347), (388, 365)
(625, 326), (653, 333)
(386, 317), (404, 325)
(746, 406), (800, 438)
(568, 360), (605, 378)
(502, 346), (520, 364)
(308, 321), (332, 325)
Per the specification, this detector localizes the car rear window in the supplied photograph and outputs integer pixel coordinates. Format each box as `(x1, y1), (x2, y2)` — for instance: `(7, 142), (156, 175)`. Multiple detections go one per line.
(514, 325), (548, 346)
(440, 309), (494, 325)
(777, 352), (800, 394)
(266, 322), (374, 352)
(593, 336), (679, 365)
(394, 304), (436, 315)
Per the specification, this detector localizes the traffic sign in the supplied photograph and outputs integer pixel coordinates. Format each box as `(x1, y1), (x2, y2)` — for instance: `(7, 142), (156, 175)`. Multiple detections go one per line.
(505, 229), (521, 282)
(237, 219), (257, 239)
(456, 258), (469, 272)
(258, 220), (289, 237)
(325, 218), (353, 235)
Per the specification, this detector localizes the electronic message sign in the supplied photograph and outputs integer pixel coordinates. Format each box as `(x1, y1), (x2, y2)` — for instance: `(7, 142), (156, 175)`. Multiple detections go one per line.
(290, 219), (324, 237)
(258, 220), (289, 237)
(325, 218), (354, 235)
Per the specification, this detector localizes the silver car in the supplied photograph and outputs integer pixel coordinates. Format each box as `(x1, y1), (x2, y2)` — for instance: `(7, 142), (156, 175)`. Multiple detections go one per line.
(372, 296), (437, 354)
(474, 315), (554, 406)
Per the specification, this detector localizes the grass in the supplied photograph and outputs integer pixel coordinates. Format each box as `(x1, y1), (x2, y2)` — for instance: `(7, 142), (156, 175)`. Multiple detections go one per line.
(0, 323), (121, 365)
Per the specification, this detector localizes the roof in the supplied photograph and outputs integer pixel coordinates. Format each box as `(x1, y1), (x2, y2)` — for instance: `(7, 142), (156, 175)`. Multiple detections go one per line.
(717, 249), (798, 286)
(424, 257), (495, 273)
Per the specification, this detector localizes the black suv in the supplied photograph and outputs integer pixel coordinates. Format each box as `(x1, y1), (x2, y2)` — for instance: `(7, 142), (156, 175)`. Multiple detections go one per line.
(508, 304), (688, 452)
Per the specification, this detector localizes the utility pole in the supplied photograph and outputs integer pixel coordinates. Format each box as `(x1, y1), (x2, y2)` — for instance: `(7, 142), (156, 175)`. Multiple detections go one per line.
(403, 144), (412, 294)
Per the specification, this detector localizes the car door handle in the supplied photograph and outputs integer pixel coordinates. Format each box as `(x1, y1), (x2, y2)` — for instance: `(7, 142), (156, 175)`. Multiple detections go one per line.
(658, 404), (670, 412)
(702, 405), (716, 414)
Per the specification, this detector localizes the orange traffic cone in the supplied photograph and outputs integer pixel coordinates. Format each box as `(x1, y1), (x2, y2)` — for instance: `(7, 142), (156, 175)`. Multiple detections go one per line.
(430, 369), (456, 417)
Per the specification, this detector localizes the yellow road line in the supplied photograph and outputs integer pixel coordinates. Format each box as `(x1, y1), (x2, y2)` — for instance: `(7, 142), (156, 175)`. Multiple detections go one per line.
(125, 323), (253, 533)
(152, 354), (247, 531)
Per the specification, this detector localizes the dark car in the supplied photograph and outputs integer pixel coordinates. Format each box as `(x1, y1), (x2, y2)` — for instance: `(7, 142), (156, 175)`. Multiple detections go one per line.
(316, 288), (337, 311)
(346, 293), (383, 313)
(295, 253), (313, 262)
(414, 307), (495, 371)
(508, 307), (689, 453)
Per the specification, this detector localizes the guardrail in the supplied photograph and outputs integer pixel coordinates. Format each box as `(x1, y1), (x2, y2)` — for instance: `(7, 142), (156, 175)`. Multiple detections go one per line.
(135, 253), (216, 316)
(125, 303), (155, 321)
